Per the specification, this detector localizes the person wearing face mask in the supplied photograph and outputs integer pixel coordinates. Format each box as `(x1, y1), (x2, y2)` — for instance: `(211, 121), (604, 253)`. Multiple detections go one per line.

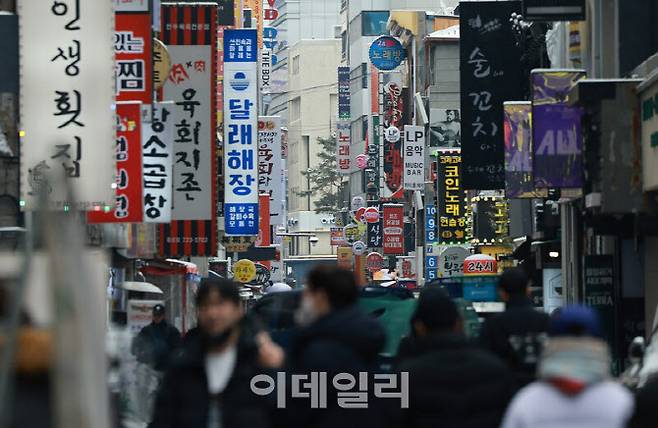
(148, 278), (284, 428)
(285, 266), (386, 428)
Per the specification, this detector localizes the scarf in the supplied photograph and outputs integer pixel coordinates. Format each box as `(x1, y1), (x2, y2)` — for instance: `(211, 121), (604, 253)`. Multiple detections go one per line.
(538, 336), (610, 395)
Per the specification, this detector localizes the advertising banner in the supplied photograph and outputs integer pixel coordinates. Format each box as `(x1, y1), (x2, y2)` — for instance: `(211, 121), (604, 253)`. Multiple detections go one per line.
(473, 197), (509, 244)
(20, 0), (116, 210)
(439, 247), (470, 278)
(532, 69), (585, 188)
(338, 66), (351, 120)
(261, 0), (279, 94)
(337, 121), (351, 174)
(142, 102), (173, 224)
(258, 116), (283, 225)
(382, 73), (404, 198)
(115, 12), (152, 103)
(403, 126), (425, 191)
(460, 1), (524, 190)
(330, 227), (346, 246)
(160, 3), (218, 256)
(88, 102), (143, 223)
(367, 219), (383, 249)
(255, 194), (271, 247)
(223, 29), (259, 236)
(504, 102), (547, 198)
(437, 152), (467, 244)
(382, 204), (404, 255)
(429, 108), (461, 152)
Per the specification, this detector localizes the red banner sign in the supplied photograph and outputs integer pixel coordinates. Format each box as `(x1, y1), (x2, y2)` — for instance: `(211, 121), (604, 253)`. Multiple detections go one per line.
(115, 13), (152, 103)
(256, 194), (271, 247)
(382, 204), (404, 255)
(88, 102), (143, 223)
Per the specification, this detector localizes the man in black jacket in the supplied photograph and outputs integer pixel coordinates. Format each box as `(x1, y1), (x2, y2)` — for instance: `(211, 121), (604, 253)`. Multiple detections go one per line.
(397, 288), (515, 428)
(478, 268), (550, 387)
(286, 266), (386, 428)
(149, 278), (284, 428)
(132, 304), (181, 372)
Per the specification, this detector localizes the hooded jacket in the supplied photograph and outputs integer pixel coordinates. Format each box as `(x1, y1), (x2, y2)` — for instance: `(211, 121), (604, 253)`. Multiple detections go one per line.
(396, 332), (515, 428)
(285, 305), (386, 428)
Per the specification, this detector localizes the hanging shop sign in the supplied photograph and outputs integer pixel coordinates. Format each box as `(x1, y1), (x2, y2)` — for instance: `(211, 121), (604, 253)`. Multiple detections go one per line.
(463, 254), (498, 276)
(330, 227), (347, 246)
(366, 252), (385, 273)
(343, 223), (362, 245)
(403, 125), (425, 191)
(337, 121), (351, 174)
(364, 206), (380, 223)
(504, 102), (547, 198)
(352, 241), (367, 256)
(383, 204), (404, 255)
(440, 247), (470, 278)
(255, 194), (271, 247)
(20, 0), (116, 211)
(369, 36), (405, 71)
(460, 1), (524, 190)
(261, 0), (279, 94)
(356, 154), (368, 170)
(472, 196), (510, 245)
(338, 66), (351, 120)
(160, 3), (218, 257)
(532, 69), (585, 189)
(142, 102), (174, 224)
(233, 259), (257, 283)
(115, 12), (152, 103)
(436, 152), (467, 245)
(367, 218), (383, 248)
(366, 115), (381, 196)
(153, 38), (171, 90)
(223, 28), (259, 236)
(88, 102), (144, 223)
(425, 204), (437, 244)
(382, 74), (404, 198)
(258, 116), (284, 225)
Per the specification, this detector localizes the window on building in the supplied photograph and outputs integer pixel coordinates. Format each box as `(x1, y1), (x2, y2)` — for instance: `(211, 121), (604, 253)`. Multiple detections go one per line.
(292, 55), (300, 75)
(341, 30), (348, 60)
(361, 11), (389, 36)
(290, 97), (301, 121)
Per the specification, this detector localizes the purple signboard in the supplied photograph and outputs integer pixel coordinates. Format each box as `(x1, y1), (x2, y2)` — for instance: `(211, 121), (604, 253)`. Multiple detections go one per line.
(532, 70), (585, 188)
(504, 102), (547, 198)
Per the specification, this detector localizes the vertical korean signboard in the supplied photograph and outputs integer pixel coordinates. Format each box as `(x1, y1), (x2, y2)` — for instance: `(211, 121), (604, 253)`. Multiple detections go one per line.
(532, 70), (585, 188)
(88, 102), (143, 223)
(403, 126), (425, 191)
(115, 11), (152, 103)
(258, 116), (283, 226)
(261, 0), (278, 94)
(338, 66), (350, 120)
(224, 29), (259, 236)
(337, 121), (351, 174)
(437, 152), (467, 244)
(161, 3), (218, 256)
(382, 73), (404, 198)
(504, 102), (546, 198)
(143, 102), (174, 224)
(460, 1), (524, 190)
(382, 204), (404, 255)
(20, 0), (115, 210)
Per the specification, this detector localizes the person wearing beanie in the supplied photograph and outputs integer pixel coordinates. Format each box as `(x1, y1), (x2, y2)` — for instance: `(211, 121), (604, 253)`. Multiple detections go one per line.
(395, 288), (515, 428)
(479, 267), (550, 388)
(501, 305), (634, 428)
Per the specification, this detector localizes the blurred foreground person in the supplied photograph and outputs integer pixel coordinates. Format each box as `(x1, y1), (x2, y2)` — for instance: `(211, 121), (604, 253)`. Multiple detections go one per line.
(627, 375), (658, 428)
(396, 288), (515, 428)
(287, 266), (386, 428)
(149, 278), (283, 428)
(132, 304), (181, 372)
(479, 268), (550, 387)
(501, 306), (633, 428)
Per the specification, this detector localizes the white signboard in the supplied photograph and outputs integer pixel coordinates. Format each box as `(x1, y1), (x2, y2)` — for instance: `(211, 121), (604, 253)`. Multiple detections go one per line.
(403, 125), (425, 191)
(114, 0), (149, 12)
(337, 120), (351, 175)
(224, 30), (259, 236)
(439, 246), (470, 278)
(164, 46), (213, 221)
(127, 300), (164, 335)
(142, 102), (173, 223)
(258, 116), (284, 226)
(19, 0), (115, 210)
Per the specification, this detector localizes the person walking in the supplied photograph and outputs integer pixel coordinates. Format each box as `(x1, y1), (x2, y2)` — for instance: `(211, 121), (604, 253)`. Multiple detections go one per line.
(479, 267), (550, 387)
(501, 305), (634, 428)
(148, 278), (284, 428)
(286, 266), (386, 428)
(132, 304), (182, 372)
(396, 288), (515, 428)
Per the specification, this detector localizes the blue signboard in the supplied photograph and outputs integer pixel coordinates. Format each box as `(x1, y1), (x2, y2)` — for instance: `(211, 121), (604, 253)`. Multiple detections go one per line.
(425, 204), (437, 243)
(223, 29), (259, 235)
(369, 36), (405, 71)
(425, 244), (438, 283)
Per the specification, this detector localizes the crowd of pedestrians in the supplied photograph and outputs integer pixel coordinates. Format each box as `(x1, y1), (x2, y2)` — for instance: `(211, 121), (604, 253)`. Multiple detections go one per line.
(134, 266), (656, 428)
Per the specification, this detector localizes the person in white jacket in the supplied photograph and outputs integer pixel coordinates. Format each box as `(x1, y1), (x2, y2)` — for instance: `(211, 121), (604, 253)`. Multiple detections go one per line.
(501, 305), (633, 428)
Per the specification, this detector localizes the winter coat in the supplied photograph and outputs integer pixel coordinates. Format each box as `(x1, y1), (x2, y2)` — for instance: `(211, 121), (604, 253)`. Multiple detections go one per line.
(132, 321), (182, 371)
(395, 332), (516, 428)
(479, 296), (550, 387)
(148, 318), (275, 428)
(285, 305), (387, 428)
(501, 380), (633, 428)
(627, 375), (658, 428)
